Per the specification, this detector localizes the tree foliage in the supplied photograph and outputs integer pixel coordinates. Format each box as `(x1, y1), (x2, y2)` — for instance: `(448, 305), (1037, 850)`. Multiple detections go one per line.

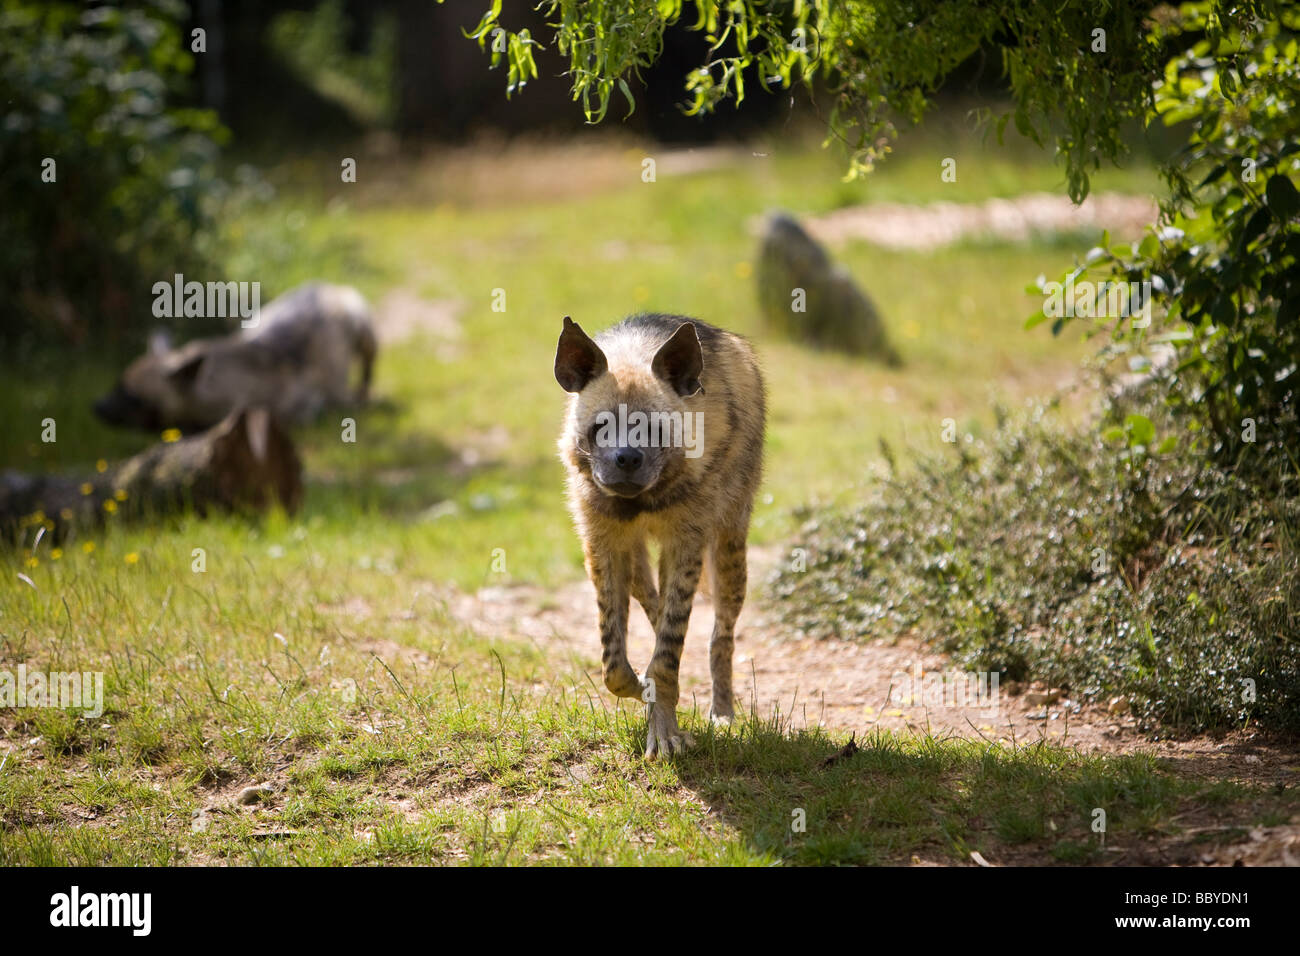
(467, 0), (1181, 198)
(1064, 7), (1299, 464)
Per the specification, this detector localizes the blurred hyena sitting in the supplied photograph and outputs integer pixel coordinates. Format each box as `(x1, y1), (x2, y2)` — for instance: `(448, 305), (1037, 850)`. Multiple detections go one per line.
(757, 211), (901, 364)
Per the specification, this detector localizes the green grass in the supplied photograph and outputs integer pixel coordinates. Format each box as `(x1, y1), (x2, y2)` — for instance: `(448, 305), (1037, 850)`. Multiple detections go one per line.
(5, 123), (1293, 865)
(1, 540), (1287, 865)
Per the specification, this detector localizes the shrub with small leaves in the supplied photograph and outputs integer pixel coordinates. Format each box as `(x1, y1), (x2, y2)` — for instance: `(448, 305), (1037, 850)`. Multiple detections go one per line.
(771, 390), (1300, 733)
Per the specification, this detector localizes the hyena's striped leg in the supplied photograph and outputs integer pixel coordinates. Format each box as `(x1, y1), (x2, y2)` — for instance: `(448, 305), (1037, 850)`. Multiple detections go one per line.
(628, 540), (659, 631)
(586, 544), (640, 699)
(642, 533), (705, 758)
(707, 525), (749, 722)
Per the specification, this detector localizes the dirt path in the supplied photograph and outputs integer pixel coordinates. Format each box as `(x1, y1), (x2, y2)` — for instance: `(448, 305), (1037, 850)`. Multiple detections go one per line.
(801, 192), (1158, 250)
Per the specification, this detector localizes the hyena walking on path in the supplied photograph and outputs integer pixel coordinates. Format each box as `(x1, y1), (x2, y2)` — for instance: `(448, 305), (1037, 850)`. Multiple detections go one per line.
(555, 313), (766, 758)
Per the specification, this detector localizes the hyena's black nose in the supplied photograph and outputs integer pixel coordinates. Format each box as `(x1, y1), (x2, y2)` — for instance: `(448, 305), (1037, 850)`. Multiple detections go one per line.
(614, 447), (643, 472)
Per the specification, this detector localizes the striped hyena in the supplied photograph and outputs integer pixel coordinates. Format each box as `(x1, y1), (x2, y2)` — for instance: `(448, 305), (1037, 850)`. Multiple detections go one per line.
(555, 313), (766, 758)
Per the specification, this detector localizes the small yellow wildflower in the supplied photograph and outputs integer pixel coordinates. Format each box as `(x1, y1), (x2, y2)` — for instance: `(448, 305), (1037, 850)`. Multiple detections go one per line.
(25, 556), (38, 568)
(51, 548), (63, 560)
(82, 541), (96, 554)
(59, 508), (74, 521)
(124, 552), (140, 565)
(80, 483), (94, 496)
(95, 459), (108, 473)
(161, 429), (182, 443)
(114, 489), (127, 501)
(102, 499), (117, 514)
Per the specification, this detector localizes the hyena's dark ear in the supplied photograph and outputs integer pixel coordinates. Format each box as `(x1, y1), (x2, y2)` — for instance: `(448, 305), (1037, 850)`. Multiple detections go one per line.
(168, 353), (204, 388)
(652, 322), (704, 397)
(554, 316), (608, 393)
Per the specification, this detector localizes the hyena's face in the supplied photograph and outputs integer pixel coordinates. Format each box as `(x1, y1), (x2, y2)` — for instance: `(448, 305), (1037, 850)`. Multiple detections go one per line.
(94, 335), (207, 431)
(555, 316), (703, 499)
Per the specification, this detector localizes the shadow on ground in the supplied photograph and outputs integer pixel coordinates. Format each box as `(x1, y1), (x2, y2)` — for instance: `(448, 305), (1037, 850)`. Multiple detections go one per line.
(660, 718), (1300, 866)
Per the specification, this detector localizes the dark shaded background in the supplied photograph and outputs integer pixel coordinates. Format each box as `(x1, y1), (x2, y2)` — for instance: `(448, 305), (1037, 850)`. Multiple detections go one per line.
(191, 0), (1006, 144)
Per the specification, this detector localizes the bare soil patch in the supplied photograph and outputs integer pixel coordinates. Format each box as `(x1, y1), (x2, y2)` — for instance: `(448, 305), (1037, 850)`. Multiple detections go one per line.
(800, 192), (1159, 250)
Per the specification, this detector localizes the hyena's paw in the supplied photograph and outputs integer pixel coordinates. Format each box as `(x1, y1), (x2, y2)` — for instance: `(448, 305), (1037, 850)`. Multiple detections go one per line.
(603, 663), (644, 700)
(644, 704), (695, 759)
(709, 694), (734, 726)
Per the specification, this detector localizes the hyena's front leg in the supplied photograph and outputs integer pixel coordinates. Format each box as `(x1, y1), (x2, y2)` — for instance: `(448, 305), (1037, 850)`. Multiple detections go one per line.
(642, 533), (705, 758)
(587, 545), (641, 699)
(707, 525), (749, 723)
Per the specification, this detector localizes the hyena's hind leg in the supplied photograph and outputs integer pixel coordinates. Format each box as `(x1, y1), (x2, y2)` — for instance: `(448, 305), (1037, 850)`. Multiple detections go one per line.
(628, 540), (659, 631)
(707, 523), (749, 723)
(587, 545), (641, 700)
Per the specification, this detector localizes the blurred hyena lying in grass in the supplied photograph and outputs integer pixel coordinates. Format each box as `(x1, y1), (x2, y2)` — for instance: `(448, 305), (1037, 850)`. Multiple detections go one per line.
(94, 282), (376, 432)
(555, 313), (766, 758)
